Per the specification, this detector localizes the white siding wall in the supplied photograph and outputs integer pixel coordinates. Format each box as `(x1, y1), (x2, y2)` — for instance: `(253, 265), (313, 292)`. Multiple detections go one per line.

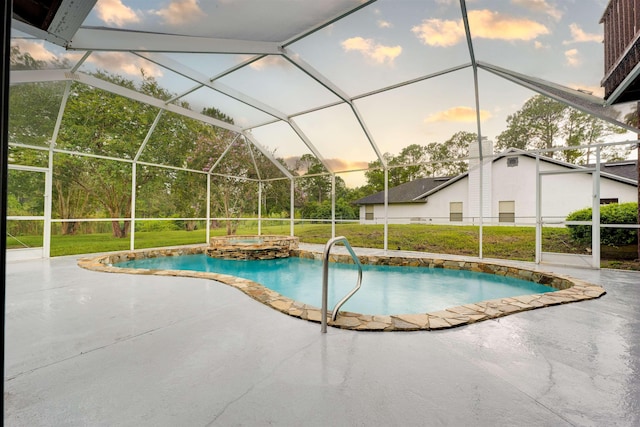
(420, 178), (469, 223)
(468, 138), (492, 219)
(359, 179), (469, 224)
(491, 155), (637, 224)
(359, 154), (637, 225)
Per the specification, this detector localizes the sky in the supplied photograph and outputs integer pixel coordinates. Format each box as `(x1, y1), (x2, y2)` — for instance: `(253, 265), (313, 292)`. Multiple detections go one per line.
(11, 0), (637, 186)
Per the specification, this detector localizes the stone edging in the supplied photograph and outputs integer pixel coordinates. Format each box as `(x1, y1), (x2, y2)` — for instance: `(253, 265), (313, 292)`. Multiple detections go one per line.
(77, 246), (606, 332)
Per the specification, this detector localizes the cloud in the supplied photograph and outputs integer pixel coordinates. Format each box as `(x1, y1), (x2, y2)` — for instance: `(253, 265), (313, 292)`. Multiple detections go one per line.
(282, 157), (368, 174)
(11, 41), (88, 67)
(95, 0), (141, 27)
(468, 10), (550, 40)
(568, 84), (604, 97)
(563, 23), (601, 44)
(89, 52), (164, 78)
(511, 0), (563, 21)
(11, 39), (57, 62)
(534, 40), (548, 49)
(341, 37), (402, 65)
(564, 49), (580, 67)
(424, 106), (492, 123)
(412, 9), (549, 47)
(325, 158), (369, 172)
(411, 19), (464, 47)
(249, 55), (288, 70)
(377, 20), (392, 29)
(152, 0), (205, 26)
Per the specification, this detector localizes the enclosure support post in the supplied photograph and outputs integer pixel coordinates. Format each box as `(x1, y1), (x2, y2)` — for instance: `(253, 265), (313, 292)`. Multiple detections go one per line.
(535, 154), (542, 264)
(1, 0), (10, 407)
(592, 148), (601, 268)
(43, 167), (52, 258)
(331, 174), (336, 239)
(290, 179), (295, 237)
(258, 181), (262, 236)
(206, 174), (211, 244)
(45, 81), (71, 258)
(130, 162), (137, 251)
(383, 168), (388, 253)
(478, 150), (483, 259)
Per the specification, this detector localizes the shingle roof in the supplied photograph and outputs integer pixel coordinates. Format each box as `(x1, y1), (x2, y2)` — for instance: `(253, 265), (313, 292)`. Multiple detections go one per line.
(354, 177), (453, 205)
(596, 160), (638, 181)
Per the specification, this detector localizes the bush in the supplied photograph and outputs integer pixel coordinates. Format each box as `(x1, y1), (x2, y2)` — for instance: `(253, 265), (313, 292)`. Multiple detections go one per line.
(566, 202), (638, 246)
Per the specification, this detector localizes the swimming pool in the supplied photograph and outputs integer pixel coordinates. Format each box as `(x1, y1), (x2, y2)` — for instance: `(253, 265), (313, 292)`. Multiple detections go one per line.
(79, 246), (606, 331)
(115, 254), (556, 315)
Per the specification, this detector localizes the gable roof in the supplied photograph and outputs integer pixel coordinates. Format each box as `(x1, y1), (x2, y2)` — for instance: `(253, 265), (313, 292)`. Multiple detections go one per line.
(595, 160), (638, 181)
(354, 176), (453, 205)
(356, 148), (638, 205)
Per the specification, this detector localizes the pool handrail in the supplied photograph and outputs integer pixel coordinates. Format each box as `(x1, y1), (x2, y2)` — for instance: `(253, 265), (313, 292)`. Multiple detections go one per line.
(321, 236), (363, 333)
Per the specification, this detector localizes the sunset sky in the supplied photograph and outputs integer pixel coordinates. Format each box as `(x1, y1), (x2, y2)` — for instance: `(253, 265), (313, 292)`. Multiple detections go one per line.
(11, 0), (635, 185)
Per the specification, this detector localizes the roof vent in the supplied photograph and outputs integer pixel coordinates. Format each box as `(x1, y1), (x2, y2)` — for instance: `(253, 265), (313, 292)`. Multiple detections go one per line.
(507, 157), (519, 167)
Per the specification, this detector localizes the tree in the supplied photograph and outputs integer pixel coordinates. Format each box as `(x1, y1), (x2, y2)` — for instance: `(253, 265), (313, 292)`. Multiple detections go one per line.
(55, 75), (160, 237)
(295, 154), (331, 203)
(363, 133), (476, 191)
(496, 95), (565, 157)
(364, 152), (394, 192)
(496, 94), (627, 162)
(208, 139), (261, 235)
(427, 131), (474, 176)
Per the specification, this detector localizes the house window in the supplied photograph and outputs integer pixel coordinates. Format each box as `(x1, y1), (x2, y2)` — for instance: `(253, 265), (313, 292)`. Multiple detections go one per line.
(499, 201), (515, 223)
(507, 157), (519, 167)
(365, 205), (374, 220)
(600, 198), (618, 205)
(449, 202), (463, 222)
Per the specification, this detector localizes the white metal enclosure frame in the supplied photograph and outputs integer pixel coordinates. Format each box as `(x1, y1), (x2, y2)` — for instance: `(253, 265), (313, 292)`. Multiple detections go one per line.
(7, 0), (640, 265)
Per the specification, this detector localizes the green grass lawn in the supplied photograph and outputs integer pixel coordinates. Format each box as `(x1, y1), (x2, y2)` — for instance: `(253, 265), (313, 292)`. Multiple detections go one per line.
(7, 223), (638, 269)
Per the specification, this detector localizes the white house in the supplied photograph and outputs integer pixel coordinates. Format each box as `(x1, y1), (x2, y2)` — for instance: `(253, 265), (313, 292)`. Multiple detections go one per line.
(355, 148), (638, 226)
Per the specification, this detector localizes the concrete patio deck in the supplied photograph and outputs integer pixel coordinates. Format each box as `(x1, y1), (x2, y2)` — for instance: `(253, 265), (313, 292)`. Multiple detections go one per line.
(4, 245), (640, 426)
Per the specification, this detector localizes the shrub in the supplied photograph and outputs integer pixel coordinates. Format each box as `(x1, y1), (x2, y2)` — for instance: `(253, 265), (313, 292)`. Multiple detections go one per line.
(566, 202), (638, 246)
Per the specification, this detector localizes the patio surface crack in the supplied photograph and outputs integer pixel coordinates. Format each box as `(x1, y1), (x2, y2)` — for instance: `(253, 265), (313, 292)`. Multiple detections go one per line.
(5, 314), (200, 382)
(206, 335), (323, 426)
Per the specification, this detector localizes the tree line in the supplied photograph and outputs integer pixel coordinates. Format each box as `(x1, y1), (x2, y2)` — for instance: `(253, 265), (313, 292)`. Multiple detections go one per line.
(8, 47), (359, 237)
(8, 46), (634, 238)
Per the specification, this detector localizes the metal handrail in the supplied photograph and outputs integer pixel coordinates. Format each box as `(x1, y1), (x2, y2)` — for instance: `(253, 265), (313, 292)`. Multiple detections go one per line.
(321, 236), (363, 333)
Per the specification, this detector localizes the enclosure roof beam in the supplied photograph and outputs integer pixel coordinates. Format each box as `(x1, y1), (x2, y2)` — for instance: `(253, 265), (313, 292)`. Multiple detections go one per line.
(287, 119), (331, 171)
(478, 61), (640, 134)
(11, 70), (242, 133)
(80, 71), (243, 133)
(282, 48), (386, 167)
(282, 0), (378, 47)
(134, 52), (289, 121)
(282, 49), (351, 103)
(67, 27), (282, 55)
(243, 132), (294, 179)
(244, 138), (262, 181)
(209, 134), (241, 174)
(10, 69), (243, 133)
(10, 69), (69, 84)
(70, 51), (92, 73)
(460, 0), (485, 161)
(11, 19), (67, 46)
(134, 110), (165, 162)
(249, 63), (472, 130)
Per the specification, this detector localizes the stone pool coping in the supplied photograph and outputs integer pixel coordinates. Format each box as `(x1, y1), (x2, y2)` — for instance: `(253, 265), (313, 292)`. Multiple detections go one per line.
(77, 245), (606, 332)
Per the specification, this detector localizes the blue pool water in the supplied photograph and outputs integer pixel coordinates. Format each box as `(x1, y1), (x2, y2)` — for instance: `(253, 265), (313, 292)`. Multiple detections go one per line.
(115, 254), (556, 315)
